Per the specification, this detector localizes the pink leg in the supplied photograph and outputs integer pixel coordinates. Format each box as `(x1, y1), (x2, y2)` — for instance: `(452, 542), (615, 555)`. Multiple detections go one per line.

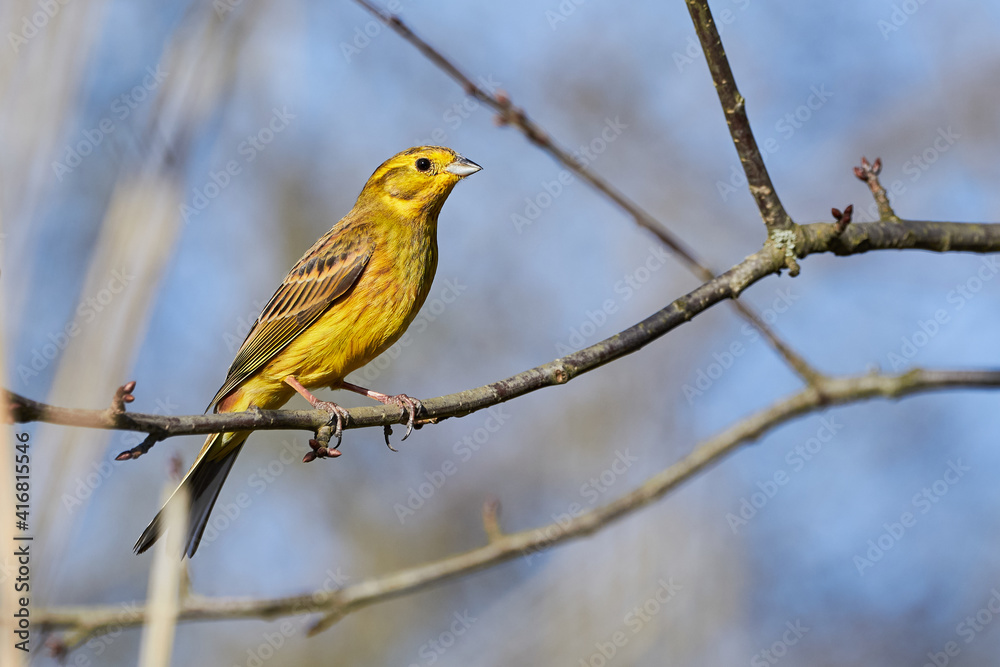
(284, 376), (348, 460)
(336, 380), (423, 444)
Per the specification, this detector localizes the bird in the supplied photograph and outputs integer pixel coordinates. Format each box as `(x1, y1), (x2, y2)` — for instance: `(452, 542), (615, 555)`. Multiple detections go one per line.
(135, 146), (481, 557)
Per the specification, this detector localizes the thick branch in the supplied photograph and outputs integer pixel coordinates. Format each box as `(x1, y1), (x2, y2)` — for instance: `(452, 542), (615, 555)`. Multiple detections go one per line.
(8, 219), (1000, 442)
(685, 0), (792, 232)
(36, 368), (1000, 645)
(800, 219), (1000, 255)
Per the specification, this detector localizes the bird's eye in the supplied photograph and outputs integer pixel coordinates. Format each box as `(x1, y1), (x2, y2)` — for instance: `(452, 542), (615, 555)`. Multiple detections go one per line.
(415, 157), (431, 172)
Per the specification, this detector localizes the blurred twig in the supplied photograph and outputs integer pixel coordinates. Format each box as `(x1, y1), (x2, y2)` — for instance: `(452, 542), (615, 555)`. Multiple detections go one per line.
(35, 367), (1000, 644)
(137, 477), (188, 667)
(351, 0), (821, 383)
(7, 217), (1000, 443)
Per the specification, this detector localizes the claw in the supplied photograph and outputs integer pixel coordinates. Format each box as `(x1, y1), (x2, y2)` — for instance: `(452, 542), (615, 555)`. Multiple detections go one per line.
(330, 410), (344, 448)
(301, 401), (345, 460)
(402, 398), (419, 441)
(378, 394), (420, 449)
(390, 394), (421, 441)
(383, 425), (398, 452)
(313, 401), (348, 449)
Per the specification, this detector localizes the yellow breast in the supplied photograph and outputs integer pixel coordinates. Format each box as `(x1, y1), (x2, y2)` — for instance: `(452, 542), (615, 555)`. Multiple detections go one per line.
(258, 220), (438, 391)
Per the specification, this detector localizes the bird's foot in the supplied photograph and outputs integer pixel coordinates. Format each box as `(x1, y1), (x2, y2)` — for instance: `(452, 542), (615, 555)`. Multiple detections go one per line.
(310, 400), (349, 450)
(334, 381), (424, 450)
(368, 393), (421, 450)
(284, 375), (350, 457)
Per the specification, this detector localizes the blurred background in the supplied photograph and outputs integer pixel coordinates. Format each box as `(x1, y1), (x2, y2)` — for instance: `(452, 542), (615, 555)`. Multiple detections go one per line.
(2, 0), (1000, 665)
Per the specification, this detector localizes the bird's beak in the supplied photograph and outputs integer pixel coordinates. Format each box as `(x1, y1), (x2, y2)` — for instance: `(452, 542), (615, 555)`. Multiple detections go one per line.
(444, 155), (482, 178)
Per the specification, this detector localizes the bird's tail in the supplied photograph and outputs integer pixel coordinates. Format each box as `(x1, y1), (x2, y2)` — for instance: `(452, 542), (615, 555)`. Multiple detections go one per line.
(134, 430), (250, 557)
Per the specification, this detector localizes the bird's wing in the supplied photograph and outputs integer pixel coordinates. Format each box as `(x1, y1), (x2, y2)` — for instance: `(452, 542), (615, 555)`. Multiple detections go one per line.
(207, 227), (375, 410)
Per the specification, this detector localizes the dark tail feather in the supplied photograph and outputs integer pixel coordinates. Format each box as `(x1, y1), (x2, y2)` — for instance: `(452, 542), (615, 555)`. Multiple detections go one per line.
(134, 436), (246, 558)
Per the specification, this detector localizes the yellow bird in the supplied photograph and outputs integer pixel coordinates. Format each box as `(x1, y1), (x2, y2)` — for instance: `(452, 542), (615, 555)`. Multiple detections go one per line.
(135, 146), (481, 556)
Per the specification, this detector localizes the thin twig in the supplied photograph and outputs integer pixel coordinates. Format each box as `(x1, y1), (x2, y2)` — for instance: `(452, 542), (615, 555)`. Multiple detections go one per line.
(482, 498), (503, 543)
(854, 156), (899, 221)
(36, 368), (1000, 645)
(726, 298), (820, 382)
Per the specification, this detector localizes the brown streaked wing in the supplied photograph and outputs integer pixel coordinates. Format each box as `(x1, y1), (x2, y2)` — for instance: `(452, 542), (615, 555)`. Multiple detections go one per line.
(207, 228), (375, 410)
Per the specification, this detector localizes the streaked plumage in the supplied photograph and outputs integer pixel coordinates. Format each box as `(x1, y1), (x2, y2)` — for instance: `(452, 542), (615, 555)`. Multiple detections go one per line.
(136, 146), (480, 557)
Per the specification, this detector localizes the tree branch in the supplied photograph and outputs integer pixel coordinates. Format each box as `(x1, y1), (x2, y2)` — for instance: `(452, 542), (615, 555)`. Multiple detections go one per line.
(685, 0), (793, 233)
(36, 367), (1000, 646)
(8, 219), (1000, 447)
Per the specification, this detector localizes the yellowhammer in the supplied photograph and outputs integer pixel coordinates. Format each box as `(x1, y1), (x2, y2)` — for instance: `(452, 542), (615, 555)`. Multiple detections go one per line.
(136, 146), (481, 556)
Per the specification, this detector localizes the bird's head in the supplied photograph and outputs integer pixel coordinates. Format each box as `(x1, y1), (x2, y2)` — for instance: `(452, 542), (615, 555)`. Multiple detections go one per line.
(359, 146), (481, 218)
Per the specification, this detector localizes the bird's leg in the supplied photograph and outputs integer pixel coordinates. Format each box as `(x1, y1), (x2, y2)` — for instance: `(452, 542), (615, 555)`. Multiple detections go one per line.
(284, 376), (348, 458)
(336, 380), (422, 446)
